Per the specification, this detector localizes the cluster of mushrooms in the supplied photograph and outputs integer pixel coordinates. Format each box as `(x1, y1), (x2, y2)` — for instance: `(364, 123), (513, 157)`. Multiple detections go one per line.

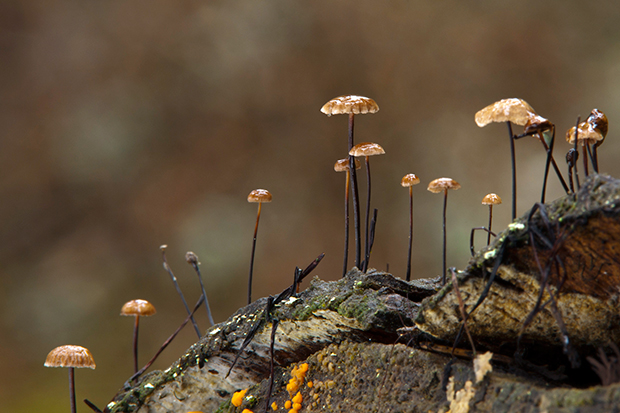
(44, 95), (609, 413)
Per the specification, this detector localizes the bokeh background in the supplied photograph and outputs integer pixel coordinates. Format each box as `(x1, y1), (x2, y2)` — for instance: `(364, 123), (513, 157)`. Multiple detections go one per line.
(3, 1), (620, 411)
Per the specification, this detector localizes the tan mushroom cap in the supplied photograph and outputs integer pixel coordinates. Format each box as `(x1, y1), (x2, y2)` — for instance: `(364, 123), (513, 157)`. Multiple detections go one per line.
(44, 345), (96, 369)
(566, 123), (604, 146)
(321, 95), (379, 117)
(349, 142), (385, 157)
(482, 193), (502, 205)
(120, 299), (157, 317)
(247, 189), (272, 203)
(427, 178), (461, 193)
(401, 174), (420, 187)
(475, 98), (537, 127)
(334, 158), (361, 172)
(523, 115), (553, 136)
(587, 109), (608, 138)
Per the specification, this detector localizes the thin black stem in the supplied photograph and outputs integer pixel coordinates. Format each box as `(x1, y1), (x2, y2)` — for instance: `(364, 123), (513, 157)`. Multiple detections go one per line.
(487, 206), (493, 246)
(342, 171), (350, 277)
(264, 319), (280, 413)
(574, 117), (581, 190)
(69, 367), (76, 413)
(586, 143), (597, 174)
(568, 165), (574, 193)
(248, 202), (262, 305)
(507, 122), (516, 220)
(593, 144), (600, 173)
(161, 248), (201, 338)
(406, 187), (413, 281)
(83, 399), (103, 413)
(348, 113), (361, 268)
(188, 258), (215, 326)
(582, 144), (589, 177)
(442, 190), (448, 285)
(538, 130), (569, 197)
(132, 316), (140, 374)
(363, 156), (371, 272)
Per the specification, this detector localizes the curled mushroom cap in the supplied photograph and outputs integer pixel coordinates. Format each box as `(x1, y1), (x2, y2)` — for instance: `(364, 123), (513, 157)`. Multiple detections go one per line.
(482, 193), (502, 205)
(334, 158), (361, 172)
(321, 95), (379, 117)
(349, 142), (385, 157)
(44, 345), (96, 369)
(121, 299), (157, 317)
(566, 123), (604, 146)
(427, 178), (461, 193)
(401, 174), (420, 187)
(247, 189), (272, 203)
(523, 115), (553, 136)
(587, 109), (608, 138)
(475, 98), (537, 127)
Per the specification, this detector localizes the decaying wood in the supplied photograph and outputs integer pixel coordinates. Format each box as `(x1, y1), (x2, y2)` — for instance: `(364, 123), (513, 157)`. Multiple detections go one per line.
(105, 175), (620, 413)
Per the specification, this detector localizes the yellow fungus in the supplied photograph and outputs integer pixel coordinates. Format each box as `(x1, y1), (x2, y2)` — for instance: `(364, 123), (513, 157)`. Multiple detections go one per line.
(241, 410), (254, 413)
(271, 402), (278, 411)
(292, 392), (303, 404)
(284, 400), (292, 409)
(293, 403), (302, 410)
(231, 389), (247, 407)
(307, 381), (313, 388)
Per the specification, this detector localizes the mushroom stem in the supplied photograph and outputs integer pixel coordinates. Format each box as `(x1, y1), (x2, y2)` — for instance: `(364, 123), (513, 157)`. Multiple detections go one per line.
(161, 247), (201, 339)
(188, 257), (215, 326)
(573, 117), (581, 190)
(593, 144), (600, 173)
(348, 113), (361, 268)
(342, 169), (350, 277)
(487, 205), (493, 246)
(69, 367), (76, 413)
(132, 315), (140, 374)
(507, 122), (517, 220)
(582, 143), (589, 177)
(586, 143), (597, 174)
(363, 155), (372, 272)
(406, 186), (413, 281)
(248, 201), (263, 305)
(442, 189), (448, 285)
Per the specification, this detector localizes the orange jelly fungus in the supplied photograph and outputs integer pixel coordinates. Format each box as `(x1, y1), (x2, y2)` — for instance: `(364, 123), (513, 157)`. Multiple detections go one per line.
(284, 400), (292, 409)
(292, 392), (303, 404)
(271, 402), (278, 410)
(307, 381), (313, 388)
(286, 363), (309, 397)
(231, 389), (247, 407)
(241, 410), (254, 413)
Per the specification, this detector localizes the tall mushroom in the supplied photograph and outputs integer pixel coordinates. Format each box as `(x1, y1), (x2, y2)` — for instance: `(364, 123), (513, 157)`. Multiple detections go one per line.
(349, 142), (385, 272)
(427, 178), (461, 285)
(247, 188), (272, 305)
(121, 299), (157, 374)
(586, 109), (608, 173)
(401, 173), (420, 281)
(321, 95), (379, 269)
(481, 193), (502, 245)
(334, 158), (361, 277)
(44, 345), (96, 413)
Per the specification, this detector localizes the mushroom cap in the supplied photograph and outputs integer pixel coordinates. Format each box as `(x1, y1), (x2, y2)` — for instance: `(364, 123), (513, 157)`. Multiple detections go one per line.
(247, 189), (272, 203)
(349, 142), (385, 157)
(320, 95), (379, 116)
(482, 193), (502, 205)
(587, 108), (608, 138)
(401, 174), (420, 187)
(475, 98), (537, 127)
(427, 178), (461, 193)
(523, 115), (554, 136)
(566, 123), (604, 145)
(334, 158), (361, 172)
(121, 299), (157, 317)
(44, 345), (96, 369)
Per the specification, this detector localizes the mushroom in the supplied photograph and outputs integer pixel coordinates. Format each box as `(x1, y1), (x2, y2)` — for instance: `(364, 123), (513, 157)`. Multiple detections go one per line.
(334, 158), (361, 277)
(121, 299), (157, 374)
(475, 98), (533, 220)
(427, 178), (461, 285)
(481, 193), (502, 245)
(322, 95), (379, 269)
(566, 120), (604, 177)
(185, 251), (215, 326)
(401, 173), (420, 281)
(566, 148), (579, 193)
(247, 189), (272, 304)
(586, 109), (608, 173)
(44, 345), (96, 413)
(349, 142), (385, 272)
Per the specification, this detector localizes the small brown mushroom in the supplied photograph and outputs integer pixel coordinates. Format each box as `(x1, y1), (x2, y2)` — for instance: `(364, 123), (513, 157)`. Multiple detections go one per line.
(334, 158), (361, 277)
(247, 189), (272, 304)
(121, 299), (156, 374)
(566, 121), (604, 177)
(481, 193), (502, 245)
(45, 345), (96, 413)
(587, 109), (608, 173)
(401, 173), (420, 281)
(322, 95), (379, 269)
(349, 142), (385, 272)
(428, 178), (461, 285)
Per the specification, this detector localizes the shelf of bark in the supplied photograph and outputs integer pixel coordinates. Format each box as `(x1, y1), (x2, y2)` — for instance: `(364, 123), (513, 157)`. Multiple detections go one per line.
(107, 175), (620, 413)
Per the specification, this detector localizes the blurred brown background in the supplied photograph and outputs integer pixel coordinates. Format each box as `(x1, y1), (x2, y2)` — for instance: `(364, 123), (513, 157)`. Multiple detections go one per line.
(3, 1), (620, 411)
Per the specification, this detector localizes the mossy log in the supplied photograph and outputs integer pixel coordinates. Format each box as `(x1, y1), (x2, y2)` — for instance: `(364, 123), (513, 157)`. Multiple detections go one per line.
(106, 175), (620, 413)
